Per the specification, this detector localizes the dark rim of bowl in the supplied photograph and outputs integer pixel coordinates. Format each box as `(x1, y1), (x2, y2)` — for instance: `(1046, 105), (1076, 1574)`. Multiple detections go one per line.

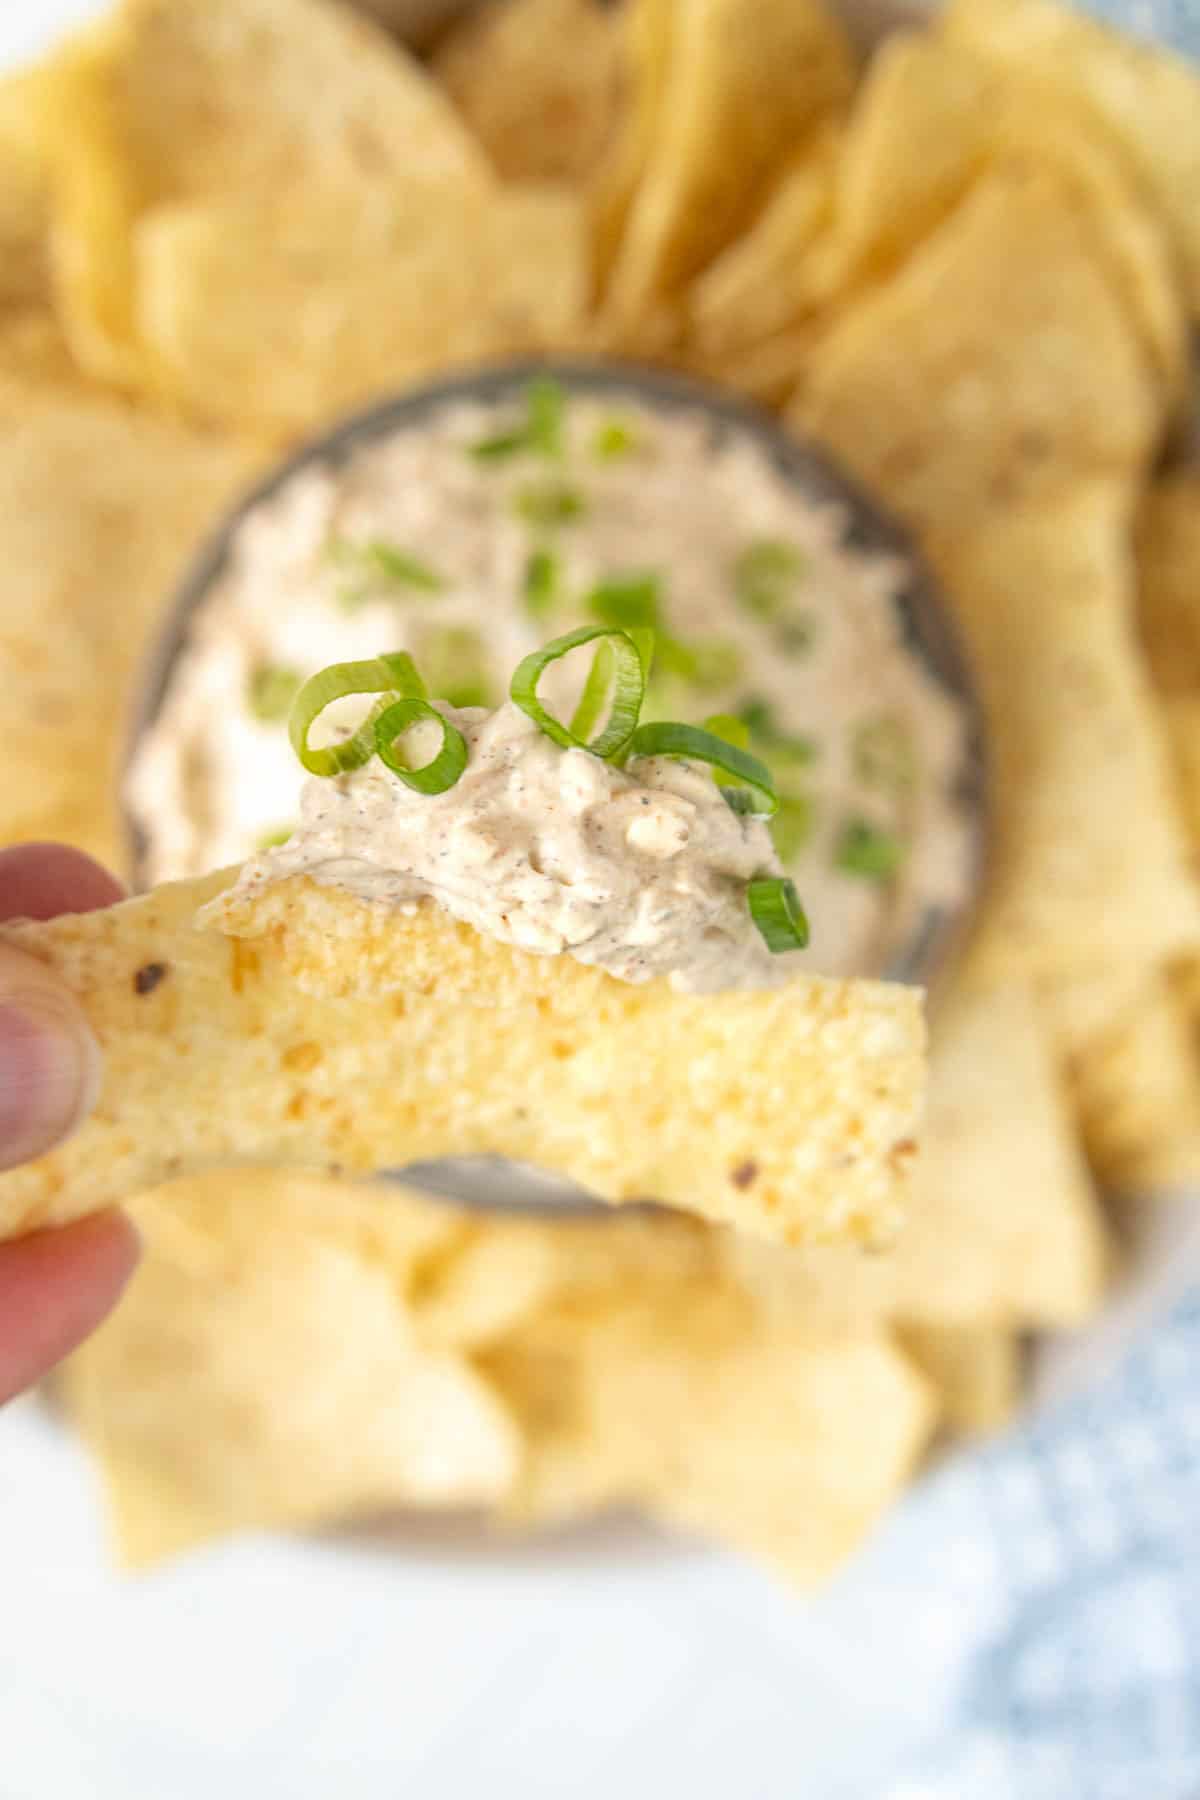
(123, 353), (989, 993)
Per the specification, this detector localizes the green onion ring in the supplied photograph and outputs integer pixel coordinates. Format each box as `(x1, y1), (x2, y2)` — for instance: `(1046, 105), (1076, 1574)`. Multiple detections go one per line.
(510, 625), (645, 759)
(569, 639), (615, 743)
(624, 720), (778, 816)
(626, 625), (656, 678)
(747, 877), (809, 952)
(289, 652), (426, 777)
(373, 697), (468, 794)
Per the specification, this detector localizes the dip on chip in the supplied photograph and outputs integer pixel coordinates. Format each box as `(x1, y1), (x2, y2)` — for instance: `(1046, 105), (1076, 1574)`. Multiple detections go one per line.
(2, 603), (928, 1248)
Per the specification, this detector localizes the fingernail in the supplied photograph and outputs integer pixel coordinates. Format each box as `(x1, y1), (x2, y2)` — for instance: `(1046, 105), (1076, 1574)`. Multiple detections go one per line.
(0, 997), (101, 1169)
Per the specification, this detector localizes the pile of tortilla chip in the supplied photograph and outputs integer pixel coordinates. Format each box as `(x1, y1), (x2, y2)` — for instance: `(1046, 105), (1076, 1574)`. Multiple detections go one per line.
(3, 0), (1200, 1586)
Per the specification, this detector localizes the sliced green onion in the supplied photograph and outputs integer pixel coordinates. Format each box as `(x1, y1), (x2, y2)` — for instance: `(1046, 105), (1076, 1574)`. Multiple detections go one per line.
(651, 636), (691, 679)
(771, 792), (816, 864)
(469, 428), (528, 463)
(470, 377), (567, 462)
(774, 612), (816, 655)
(420, 625), (493, 710)
(510, 626), (645, 759)
(737, 696), (774, 737)
(361, 542), (443, 591)
(587, 572), (661, 632)
(835, 816), (906, 881)
(248, 664), (302, 723)
(288, 651), (425, 777)
(374, 698), (468, 795)
(748, 876), (809, 952)
(593, 417), (637, 460)
(625, 720), (777, 816)
(569, 640), (614, 742)
(525, 377), (565, 457)
(522, 547), (561, 618)
(686, 638), (744, 690)
(853, 714), (917, 793)
(256, 824), (294, 850)
(329, 537), (444, 606)
(656, 635), (743, 690)
(515, 482), (586, 529)
(734, 538), (807, 619)
(586, 581), (741, 695)
(702, 713), (751, 752)
(441, 677), (492, 708)
(737, 694), (818, 766)
(627, 626), (657, 678)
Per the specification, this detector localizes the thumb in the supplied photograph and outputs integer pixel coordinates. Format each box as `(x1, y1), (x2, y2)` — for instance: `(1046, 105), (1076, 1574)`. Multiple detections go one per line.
(0, 943), (101, 1171)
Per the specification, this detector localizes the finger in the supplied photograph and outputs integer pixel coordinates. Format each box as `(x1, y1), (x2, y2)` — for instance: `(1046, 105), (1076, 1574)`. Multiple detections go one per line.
(0, 942), (103, 1169)
(0, 844), (124, 923)
(0, 1211), (140, 1405)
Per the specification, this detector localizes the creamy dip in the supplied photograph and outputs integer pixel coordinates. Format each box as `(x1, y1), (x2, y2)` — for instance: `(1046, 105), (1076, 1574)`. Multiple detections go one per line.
(129, 380), (971, 978)
(231, 699), (789, 991)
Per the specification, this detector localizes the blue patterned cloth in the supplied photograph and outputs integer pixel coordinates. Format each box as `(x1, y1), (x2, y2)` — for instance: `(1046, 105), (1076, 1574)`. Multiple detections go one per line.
(841, 1290), (1200, 1800)
(1082, 0), (1200, 50)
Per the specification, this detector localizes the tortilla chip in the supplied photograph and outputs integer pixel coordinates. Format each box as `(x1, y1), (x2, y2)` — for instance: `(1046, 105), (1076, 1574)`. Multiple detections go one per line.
(729, 975), (1110, 1331)
(36, 27), (146, 387)
(897, 1323), (1022, 1436)
(682, 322), (820, 410)
(135, 182), (588, 438)
(686, 123), (842, 352)
(1174, 950), (1200, 1036)
(801, 166), (1158, 534)
(408, 1221), (561, 1351)
(576, 294), (685, 367)
(1136, 471), (1200, 697)
(588, 0), (674, 288)
(487, 1295), (934, 1586)
(0, 306), (93, 395)
(115, 0), (489, 203)
(927, 480), (1200, 978)
(0, 870), (926, 1249)
(61, 1168), (519, 1564)
(0, 387), (248, 863)
(604, 0), (854, 318)
(433, 0), (623, 184)
(127, 1164), (463, 1285)
(982, 95), (1187, 406)
(1042, 965), (1200, 1194)
(634, 1328), (935, 1588)
(823, 32), (997, 289)
(943, 0), (1200, 311)
(37, 0), (492, 394)
(0, 69), (51, 313)
(1162, 695), (1200, 854)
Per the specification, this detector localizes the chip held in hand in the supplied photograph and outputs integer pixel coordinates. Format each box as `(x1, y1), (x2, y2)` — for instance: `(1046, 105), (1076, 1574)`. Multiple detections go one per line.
(0, 869), (926, 1250)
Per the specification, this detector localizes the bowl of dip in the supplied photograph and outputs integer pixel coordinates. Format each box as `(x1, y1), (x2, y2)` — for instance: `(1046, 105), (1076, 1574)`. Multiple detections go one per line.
(125, 357), (986, 993)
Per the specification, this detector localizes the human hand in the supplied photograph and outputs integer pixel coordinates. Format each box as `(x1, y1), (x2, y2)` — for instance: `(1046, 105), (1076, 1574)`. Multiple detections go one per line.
(0, 845), (140, 1406)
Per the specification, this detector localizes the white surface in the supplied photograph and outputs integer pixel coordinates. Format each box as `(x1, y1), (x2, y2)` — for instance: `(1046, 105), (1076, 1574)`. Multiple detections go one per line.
(0, 1), (100, 66)
(2, 3), (1196, 1797)
(2, 1398), (947, 1800)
